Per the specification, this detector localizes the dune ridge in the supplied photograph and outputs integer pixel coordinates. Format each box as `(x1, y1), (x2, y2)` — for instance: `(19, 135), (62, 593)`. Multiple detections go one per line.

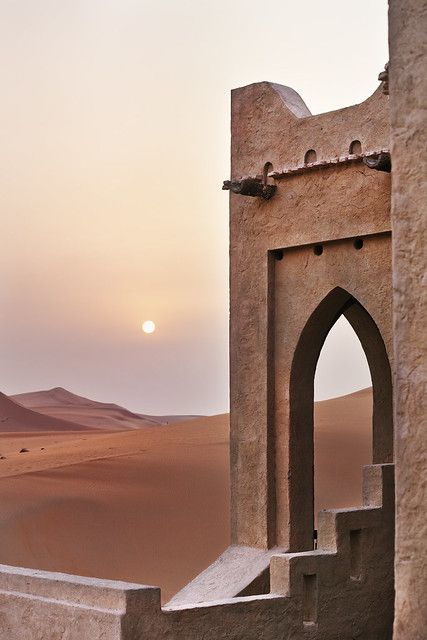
(12, 387), (200, 431)
(0, 392), (87, 433)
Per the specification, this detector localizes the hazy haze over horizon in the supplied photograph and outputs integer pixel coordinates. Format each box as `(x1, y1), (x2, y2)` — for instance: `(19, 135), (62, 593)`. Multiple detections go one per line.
(0, 1), (387, 414)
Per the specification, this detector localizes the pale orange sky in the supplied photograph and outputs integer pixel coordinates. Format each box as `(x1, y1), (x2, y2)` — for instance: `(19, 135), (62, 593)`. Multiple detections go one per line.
(0, 1), (388, 414)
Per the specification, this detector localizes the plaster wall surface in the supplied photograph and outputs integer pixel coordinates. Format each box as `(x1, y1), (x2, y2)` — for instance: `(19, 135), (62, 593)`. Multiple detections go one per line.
(0, 566), (160, 640)
(389, 1), (427, 638)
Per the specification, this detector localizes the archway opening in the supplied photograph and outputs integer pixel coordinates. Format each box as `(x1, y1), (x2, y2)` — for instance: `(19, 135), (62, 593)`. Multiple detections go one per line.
(314, 315), (373, 522)
(288, 287), (392, 551)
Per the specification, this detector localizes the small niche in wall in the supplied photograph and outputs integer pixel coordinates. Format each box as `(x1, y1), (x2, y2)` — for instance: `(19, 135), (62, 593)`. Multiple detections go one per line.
(303, 574), (318, 624)
(350, 529), (363, 580)
(349, 140), (362, 155)
(304, 149), (317, 165)
(263, 162), (274, 185)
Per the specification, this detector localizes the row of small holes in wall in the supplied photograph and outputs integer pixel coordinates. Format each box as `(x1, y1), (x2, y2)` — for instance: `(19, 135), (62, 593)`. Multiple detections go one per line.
(273, 239), (363, 261)
(314, 238), (363, 255)
(304, 140), (362, 165)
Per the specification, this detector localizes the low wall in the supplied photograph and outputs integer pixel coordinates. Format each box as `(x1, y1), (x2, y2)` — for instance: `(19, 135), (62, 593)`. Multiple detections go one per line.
(0, 566), (160, 640)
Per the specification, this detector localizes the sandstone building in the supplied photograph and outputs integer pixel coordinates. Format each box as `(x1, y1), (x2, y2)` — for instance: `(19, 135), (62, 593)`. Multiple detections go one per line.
(0, 0), (425, 637)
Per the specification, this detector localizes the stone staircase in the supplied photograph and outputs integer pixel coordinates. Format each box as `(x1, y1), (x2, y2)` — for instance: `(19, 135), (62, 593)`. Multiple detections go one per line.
(268, 463), (395, 638)
(162, 463), (395, 639)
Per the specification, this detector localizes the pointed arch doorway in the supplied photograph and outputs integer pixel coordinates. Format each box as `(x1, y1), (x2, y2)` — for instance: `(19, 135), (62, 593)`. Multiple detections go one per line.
(288, 287), (393, 551)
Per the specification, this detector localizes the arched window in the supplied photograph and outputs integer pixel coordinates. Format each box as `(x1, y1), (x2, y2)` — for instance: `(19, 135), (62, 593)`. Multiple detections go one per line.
(304, 149), (317, 164)
(349, 140), (362, 155)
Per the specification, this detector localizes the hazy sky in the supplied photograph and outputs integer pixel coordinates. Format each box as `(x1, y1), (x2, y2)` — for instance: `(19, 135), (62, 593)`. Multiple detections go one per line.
(0, 1), (388, 414)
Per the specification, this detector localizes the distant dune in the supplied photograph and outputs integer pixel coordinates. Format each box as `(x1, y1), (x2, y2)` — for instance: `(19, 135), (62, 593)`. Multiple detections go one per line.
(0, 387), (372, 603)
(0, 392), (86, 432)
(12, 387), (199, 431)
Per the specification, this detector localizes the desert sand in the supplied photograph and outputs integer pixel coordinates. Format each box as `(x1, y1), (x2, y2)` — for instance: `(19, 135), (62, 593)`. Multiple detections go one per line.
(0, 387), (371, 603)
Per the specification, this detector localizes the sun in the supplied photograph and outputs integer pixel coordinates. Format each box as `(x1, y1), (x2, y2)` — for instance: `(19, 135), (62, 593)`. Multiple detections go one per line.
(142, 320), (156, 334)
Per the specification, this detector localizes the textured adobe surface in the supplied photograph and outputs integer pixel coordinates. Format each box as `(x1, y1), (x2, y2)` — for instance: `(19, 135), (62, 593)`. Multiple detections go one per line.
(0, 566), (160, 640)
(389, 1), (427, 638)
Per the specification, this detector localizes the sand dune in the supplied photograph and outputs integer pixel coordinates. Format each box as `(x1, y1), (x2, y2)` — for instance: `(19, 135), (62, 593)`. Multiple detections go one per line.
(0, 414), (229, 602)
(0, 392), (87, 433)
(12, 387), (198, 430)
(0, 388), (372, 603)
(314, 387), (372, 513)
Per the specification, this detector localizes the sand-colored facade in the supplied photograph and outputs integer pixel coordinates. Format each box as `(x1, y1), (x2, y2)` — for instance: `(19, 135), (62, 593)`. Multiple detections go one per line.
(0, 1), (425, 637)
(389, 0), (427, 638)
(227, 82), (392, 555)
